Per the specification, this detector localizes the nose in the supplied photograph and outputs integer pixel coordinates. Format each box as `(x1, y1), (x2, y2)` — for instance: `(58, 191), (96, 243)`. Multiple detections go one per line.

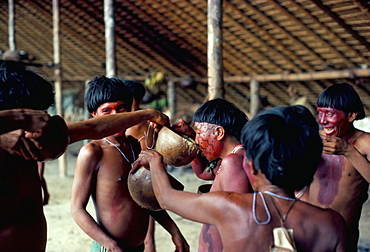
(318, 114), (327, 124)
(194, 136), (199, 145)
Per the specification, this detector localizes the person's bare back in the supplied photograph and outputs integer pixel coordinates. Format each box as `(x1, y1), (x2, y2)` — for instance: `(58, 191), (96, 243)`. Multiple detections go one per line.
(220, 193), (346, 252)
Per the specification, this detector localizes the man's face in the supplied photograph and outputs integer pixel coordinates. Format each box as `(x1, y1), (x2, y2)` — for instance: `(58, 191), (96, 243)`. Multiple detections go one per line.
(317, 107), (350, 137)
(193, 122), (221, 161)
(91, 101), (130, 117)
(91, 101), (130, 137)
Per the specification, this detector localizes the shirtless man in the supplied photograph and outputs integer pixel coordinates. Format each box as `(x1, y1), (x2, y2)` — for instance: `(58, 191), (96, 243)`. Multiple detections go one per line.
(299, 83), (370, 251)
(71, 76), (189, 252)
(172, 98), (251, 252)
(0, 61), (170, 251)
(134, 105), (348, 252)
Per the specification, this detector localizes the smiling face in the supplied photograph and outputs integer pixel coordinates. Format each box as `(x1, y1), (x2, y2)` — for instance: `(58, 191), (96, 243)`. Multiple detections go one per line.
(193, 122), (222, 161)
(317, 107), (351, 137)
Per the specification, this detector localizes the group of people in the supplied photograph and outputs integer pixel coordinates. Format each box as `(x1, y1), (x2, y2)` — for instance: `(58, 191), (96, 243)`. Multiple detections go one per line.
(0, 59), (369, 252)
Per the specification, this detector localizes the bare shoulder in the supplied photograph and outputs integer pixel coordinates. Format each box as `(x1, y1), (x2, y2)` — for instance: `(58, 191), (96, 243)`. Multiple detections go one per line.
(221, 151), (244, 168)
(296, 200), (346, 230)
(353, 129), (370, 153)
(77, 140), (104, 164)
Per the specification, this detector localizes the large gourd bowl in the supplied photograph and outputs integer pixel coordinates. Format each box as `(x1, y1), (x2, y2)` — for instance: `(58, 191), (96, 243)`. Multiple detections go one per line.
(155, 126), (199, 167)
(128, 166), (184, 211)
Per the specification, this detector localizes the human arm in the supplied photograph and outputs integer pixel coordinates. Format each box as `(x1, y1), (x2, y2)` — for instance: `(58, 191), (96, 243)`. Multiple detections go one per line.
(149, 210), (189, 252)
(320, 130), (370, 183)
(0, 109), (51, 159)
(133, 149), (228, 226)
(38, 162), (49, 205)
(0, 109), (50, 135)
(71, 143), (122, 252)
(68, 109), (169, 144)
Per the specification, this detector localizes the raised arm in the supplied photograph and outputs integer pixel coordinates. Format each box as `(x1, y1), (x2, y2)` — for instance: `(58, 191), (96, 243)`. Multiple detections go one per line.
(132, 149), (228, 226)
(68, 109), (169, 144)
(0, 109), (50, 135)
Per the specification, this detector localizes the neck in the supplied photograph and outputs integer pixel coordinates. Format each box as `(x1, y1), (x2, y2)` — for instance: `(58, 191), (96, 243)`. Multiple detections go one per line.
(107, 134), (126, 144)
(220, 139), (242, 158)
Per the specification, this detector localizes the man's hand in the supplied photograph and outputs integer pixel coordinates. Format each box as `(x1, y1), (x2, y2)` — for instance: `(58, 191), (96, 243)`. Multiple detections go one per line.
(171, 231), (190, 252)
(320, 131), (351, 155)
(21, 109), (51, 136)
(171, 119), (196, 139)
(131, 149), (164, 174)
(0, 129), (42, 160)
(148, 109), (170, 131)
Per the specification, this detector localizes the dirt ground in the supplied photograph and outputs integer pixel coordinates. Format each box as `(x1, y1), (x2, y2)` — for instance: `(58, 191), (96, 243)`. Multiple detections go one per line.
(43, 142), (370, 252)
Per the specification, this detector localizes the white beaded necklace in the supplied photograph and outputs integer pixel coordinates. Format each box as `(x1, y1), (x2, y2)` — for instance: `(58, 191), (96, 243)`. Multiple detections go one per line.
(104, 138), (136, 164)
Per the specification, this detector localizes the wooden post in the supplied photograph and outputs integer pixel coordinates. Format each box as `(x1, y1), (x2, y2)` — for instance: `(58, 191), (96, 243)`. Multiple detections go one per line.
(53, 0), (67, 177)
(167, 79), (176, 120)
(8, 0), (15, 51)
(250, 78), (260, 118)
(207, 0), (224, 100)
(104, 0), (116, 77)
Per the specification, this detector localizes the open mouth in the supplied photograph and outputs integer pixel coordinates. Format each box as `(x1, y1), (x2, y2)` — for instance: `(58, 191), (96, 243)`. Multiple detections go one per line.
(323, 127), (335, 134)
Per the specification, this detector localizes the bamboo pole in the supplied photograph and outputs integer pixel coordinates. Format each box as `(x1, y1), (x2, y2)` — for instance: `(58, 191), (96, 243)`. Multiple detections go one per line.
(104, 0), (116, 77)
(250, 78), (260, 118)
(207, 0), (224, 100)
(8, 0), (15, 51)
(53, 0), (67, 177)
(167, 79), (176, 120)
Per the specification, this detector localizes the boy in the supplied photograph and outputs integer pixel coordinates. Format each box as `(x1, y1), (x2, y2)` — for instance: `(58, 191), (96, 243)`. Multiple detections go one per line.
(0, 61), (169, 251)
(299, 83), (370, 251)
(172, 98), (251, 251)
(134, 105), (348, 252)
(71, 76), (188, 252)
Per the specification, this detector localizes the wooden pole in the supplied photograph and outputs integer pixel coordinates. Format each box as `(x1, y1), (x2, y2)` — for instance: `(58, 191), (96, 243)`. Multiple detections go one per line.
(207, 0), (224, 100)
(167, 79), (176, 120)
(104, 0), (116, 77)
(53, 0), (67, 177)
(8, 0), (15, 51)
(250, 78), (260, 118)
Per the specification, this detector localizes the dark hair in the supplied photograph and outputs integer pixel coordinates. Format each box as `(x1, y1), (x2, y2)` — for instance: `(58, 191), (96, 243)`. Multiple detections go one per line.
(193, 98), (248, 141)
(241, 105), (322, 191)
(0, 61), (54, 110)
(123, 79), (146, 101)
(317, 83), (365, 120)
(85, 76), (133, 113)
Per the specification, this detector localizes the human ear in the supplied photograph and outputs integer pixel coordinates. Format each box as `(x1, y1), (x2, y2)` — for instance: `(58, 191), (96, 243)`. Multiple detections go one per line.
(214, 126), (225, 140)
(90, 111), (97, 118)
(348, 112), (357, 123)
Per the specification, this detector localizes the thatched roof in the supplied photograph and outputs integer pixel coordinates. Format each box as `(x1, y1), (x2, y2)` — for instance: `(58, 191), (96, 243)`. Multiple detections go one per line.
(1, 0), (370, 116)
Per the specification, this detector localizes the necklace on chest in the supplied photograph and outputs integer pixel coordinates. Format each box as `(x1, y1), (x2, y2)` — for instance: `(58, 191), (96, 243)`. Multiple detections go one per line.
(104, 138), (136, 164)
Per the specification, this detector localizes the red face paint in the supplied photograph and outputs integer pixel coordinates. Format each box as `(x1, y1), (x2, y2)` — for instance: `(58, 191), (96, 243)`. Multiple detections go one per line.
(194, 122), (222, 161)
(94, 101), (130, 116)
(317, 107), (350, 137)
(93, 101), (130, 137)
